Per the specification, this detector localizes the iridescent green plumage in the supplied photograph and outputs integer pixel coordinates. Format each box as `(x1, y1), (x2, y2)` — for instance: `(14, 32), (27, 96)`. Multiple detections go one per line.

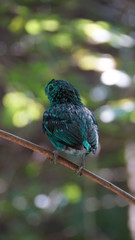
(42, 79), (98, 172)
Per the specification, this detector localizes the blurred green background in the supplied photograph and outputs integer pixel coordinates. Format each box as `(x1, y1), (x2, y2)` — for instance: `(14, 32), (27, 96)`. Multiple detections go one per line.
(0, 0), (135, 239)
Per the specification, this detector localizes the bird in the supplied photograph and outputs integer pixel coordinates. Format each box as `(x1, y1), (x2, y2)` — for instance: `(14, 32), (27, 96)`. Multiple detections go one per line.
(42, 79), (99, 173)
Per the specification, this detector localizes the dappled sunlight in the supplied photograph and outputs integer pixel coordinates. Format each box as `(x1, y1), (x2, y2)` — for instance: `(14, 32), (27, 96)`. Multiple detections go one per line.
(3, 92), (44, 127)
(117, 99), (135, 114)
(72, 48), (95, 70)
(3, 92), (28, 109)
(96, 55), (116, 71)
(51, 33), (73, 49)
(25, 19), (41, 35)
(75, 54), (97, 71)
(120, 100), (134, 112)
(98, 99), (135, 123)
(91, 28), (111, 44)
(13, 110), (31, 127)
(75, 19), (111, 44)
(41, 19), (60, 32)
(84, 21), (111, 43)
(25, 18), (60, 35)
(101, 69), (131, 87)
(34, 183), (128, 215)
(74, 18), (135, 48)
(34, 190), (67, 213)
(72, 49), (116, 71)
(9, 16), (24, 32)
(110, 33), (135, 48)
(120, 34), (135, 48)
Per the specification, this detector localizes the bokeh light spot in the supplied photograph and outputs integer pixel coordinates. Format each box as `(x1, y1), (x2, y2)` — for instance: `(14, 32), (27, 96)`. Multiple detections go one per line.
(9, 16), (24, 32)
(25, 19), (41, 35)
(62, 184), (82, 203)
(3, 92), (44, 128)
(34, 194), (51, 209)
(96, 55), (116, 71)
(101, 69), (131, 87)
(91, 28), (111, 43)
(90, 85), (110, 102)
(51, 33), (72, 48)
(120, 100), (134, 112)
(100, 106), (115, 123)
(77, 55), (96, 70)
(41, 19), (59, 32)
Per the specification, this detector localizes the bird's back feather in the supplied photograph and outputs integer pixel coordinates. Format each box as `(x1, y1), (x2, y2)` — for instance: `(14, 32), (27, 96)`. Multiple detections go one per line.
(42, 103), (98, 156)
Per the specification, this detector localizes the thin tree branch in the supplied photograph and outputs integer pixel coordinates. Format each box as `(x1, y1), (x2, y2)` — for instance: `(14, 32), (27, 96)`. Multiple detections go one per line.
(0, 129), (135, 205)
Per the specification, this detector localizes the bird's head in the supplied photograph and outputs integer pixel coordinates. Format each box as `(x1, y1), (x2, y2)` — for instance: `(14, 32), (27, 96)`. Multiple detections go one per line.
(45, 79), (82, 105)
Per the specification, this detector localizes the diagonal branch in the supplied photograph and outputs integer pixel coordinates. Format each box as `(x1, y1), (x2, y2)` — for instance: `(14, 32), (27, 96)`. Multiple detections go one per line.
(0, 129), (135, 205)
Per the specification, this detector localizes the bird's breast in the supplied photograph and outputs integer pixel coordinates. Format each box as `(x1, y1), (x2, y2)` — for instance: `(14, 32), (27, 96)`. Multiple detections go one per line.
(64, 146), (88, 157)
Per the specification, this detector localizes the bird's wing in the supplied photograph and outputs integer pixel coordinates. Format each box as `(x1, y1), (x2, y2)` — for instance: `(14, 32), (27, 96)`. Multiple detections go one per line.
(84, 108), (99, 153)
(43, 105), (99, 153)
(42, 107), (83, 148)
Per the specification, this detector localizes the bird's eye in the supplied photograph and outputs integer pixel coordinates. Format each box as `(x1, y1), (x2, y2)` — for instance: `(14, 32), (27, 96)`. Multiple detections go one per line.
(49, 85), (53, 91)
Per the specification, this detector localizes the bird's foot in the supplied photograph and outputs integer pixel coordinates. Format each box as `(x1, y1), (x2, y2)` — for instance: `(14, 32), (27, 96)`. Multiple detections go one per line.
(47, 150), (59, 164)
(76, 155), (86, 176)
(53, 150), (59, 164)
(77, 165), (83, 176)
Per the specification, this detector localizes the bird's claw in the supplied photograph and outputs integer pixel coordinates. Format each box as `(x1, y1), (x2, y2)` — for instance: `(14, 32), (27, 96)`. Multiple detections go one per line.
(53, 150), (59, 164)
(76, 154), (86, 175)
(47, 151), (59, 164)
(76, 165), (83, 176)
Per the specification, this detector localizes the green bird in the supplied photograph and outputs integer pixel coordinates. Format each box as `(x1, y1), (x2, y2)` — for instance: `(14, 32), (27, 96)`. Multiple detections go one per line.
(42, 79), (99, 173)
